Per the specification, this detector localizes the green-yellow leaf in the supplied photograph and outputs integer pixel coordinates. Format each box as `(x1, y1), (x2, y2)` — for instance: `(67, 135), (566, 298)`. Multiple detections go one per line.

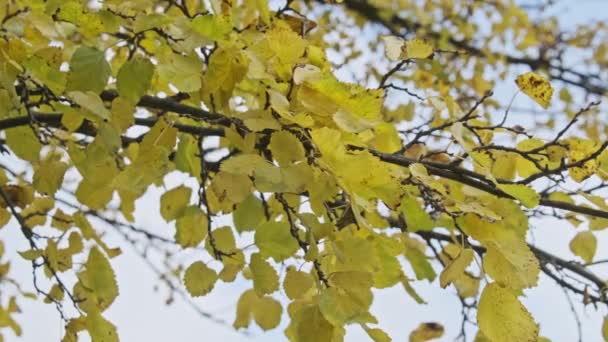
(250, 253), (279, 295)
(175, 134), (202, 180)
(33, 152), (68, 195)
(210, 171), (253, 209)
(253, 296), (282, 330)
(319, 271), (373, 325)
(5, 126), (42, 162)
(184, 261), (218, 297)
(403, 236), (436, 281)
(254, 221), (299, 262)
(285, 304), (338, 342)
(175, 206), (207, 248)
(157, 52), (202, 92)
(140, 117), (178, 152)
(205, 226), (237, 256)
(269, 131), (305, 166)
(382, 36), (434, 61)
(363, 326), (392, 342)
(401, 196), (434, 232)
(283, 267), (314, 300)
(116, 57), (154, 103)
(74, 247), (119, 313)
(68, 91), (111, 121)
(569, 231), (597, 263)
(83, 311), (119, 342)
(160, 185), (191, 222)
(233, 194), (266, 233)
(409, 322), (444, 342)
(497, 184), (540, 209)
(66, 46), (111, 93)
(190, 15), (232, 41)
(234, 289), (257, 329)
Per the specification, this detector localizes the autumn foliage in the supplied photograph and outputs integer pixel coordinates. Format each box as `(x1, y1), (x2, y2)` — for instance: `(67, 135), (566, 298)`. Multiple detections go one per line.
(0, 0), (607, 341)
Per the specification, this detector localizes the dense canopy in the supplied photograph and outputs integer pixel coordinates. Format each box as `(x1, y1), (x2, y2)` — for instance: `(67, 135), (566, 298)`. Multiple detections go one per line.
(0, 0), (607, 341)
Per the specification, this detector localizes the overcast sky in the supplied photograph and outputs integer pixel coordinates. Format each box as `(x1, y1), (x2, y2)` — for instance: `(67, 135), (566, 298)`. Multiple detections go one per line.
(2, 1), (608, 342)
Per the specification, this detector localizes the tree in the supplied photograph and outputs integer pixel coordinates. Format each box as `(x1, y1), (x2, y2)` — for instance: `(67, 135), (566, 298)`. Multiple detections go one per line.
(0, 0), (606, 340)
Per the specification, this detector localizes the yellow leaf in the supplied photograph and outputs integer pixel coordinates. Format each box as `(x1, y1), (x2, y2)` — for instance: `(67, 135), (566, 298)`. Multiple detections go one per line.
(370, 123), (402, 153)
(477, 283), (539, 342)
(298, 71), (384, 122)
(439, 248), (474, 289)
(565, 138), (599, 183)
(409, 322), (444, 342)
(515, 72), (554, 109)
(569, 231), (597, 263)
(602, 316), (608, 341)
(497, 183), (540, 208)
(184, 261), (218, 297)
(491, 151), (517, 181)
(160, 185), (191, 222)
(333, 109), (377, 133)
(461, 214), (539, 290)
(403, 39), (434, 59)
(202, 46), (248, 105)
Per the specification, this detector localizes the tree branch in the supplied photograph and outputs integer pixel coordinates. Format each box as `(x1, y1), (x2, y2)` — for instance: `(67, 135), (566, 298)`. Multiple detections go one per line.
(322, 0), (607, 95)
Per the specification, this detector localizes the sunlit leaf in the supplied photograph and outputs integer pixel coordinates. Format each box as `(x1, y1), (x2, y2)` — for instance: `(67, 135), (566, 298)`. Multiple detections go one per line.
(478, 283), (539, 342)
(515, 72), (554, 109)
